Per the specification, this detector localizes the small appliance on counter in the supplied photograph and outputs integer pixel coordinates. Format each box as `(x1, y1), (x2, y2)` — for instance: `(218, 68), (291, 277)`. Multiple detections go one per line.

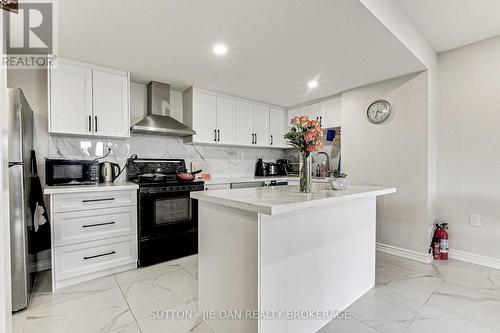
(266, 162), (279, 176)
(255, 158), (266, 176)
(276, 159), (290, 176)
(99, 161), (121, 183)
(255, 159), (287, 177)
(45, 158), (99, 186)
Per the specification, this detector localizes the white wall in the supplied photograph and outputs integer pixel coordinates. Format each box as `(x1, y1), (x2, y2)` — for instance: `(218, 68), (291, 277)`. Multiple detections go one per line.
(342, 71), (431, 253)
(360, 0), (439, 253)
(437, 35), (500, 259)
(0, 12), (13, 333)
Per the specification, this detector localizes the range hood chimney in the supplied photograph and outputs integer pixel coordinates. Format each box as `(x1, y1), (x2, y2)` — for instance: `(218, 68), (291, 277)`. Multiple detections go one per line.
(131, 81), (195, 136)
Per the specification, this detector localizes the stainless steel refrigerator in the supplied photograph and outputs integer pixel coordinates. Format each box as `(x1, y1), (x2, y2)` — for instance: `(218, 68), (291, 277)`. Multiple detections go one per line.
(7, 88), (36, 312)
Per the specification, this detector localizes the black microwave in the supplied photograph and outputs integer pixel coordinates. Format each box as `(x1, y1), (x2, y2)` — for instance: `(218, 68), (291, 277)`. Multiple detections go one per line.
(45, 159), (99, 186)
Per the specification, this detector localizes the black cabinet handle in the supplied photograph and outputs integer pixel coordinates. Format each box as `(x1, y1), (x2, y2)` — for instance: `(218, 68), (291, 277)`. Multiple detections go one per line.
(84, 251), (116, 260)
(83, 221), (116, 228)
(95, 116), (98, 132)
(319, 116), (322, 127)
(82, 198), (115, 203)
(88, 116), (92, 132)
(214, 129), (217, 141)
(217, 130), (220, 142)
(255, 133), (257, 144)
(270, 135), (273, 145)
(252, 133), (255, 144)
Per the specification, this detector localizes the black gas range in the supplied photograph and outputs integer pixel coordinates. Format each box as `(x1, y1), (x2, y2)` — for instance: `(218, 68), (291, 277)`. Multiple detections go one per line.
(127, 158), (204, 267)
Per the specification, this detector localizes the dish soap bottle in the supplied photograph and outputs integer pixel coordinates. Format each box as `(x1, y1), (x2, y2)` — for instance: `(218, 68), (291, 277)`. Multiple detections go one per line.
(320, 161), (329, 177)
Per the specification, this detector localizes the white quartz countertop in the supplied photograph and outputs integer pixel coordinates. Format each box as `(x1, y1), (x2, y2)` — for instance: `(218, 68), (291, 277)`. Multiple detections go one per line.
(44, 182), (138, 194)
(191, 184), (396, 215)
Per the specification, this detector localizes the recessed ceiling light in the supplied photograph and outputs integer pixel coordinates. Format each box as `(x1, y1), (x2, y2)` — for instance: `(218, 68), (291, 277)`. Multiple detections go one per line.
(213, 43), (228, 56)
(308, 80), (318, 89)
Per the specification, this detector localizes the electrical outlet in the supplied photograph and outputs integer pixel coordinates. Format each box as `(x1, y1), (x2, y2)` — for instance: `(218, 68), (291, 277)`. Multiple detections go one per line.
(470, 214), (481, 227)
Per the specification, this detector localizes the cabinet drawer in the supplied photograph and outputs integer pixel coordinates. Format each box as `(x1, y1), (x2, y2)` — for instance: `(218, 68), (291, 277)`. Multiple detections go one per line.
(55, 235), (137, 284)
(52, 190), (137, 213)
(53, 206), (137, 247)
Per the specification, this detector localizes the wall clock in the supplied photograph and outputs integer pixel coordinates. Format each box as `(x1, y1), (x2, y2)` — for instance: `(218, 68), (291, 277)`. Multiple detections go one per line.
(367, 99), (392, 124)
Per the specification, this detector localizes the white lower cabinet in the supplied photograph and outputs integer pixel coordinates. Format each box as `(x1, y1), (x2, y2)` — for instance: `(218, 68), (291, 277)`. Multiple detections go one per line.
(54, 235), (137, 289)
(52, 190), (137, 213)
(47, 187), (138, 290)
(53, 206), (137, 247)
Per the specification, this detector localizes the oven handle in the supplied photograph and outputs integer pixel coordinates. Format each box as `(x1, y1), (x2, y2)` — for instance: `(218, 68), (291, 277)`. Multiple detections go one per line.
(82, 198), (115, 203)
(83, 251), (116, 260)
(83, 221), (116, 228)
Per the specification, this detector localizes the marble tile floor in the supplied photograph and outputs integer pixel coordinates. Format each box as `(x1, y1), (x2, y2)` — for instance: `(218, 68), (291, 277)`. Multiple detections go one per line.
(12, 253), (500, 333)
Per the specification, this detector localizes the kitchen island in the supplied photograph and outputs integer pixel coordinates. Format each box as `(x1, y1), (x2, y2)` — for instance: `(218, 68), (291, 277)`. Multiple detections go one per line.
(191, 184), (396, 333)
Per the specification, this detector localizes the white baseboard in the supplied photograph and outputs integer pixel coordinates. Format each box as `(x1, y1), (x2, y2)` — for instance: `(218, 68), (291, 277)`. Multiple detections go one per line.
(376, 242), (433, 264)
(449, 249), (500, 270)
(377, 243), (500, 270)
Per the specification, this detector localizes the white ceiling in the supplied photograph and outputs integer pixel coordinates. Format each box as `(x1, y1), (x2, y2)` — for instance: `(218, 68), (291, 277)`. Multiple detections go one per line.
(396, 0), (500, 53)
(58, 0), (424, 107)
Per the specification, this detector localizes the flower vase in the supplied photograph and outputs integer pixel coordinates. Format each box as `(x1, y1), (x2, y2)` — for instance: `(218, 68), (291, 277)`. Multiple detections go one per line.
(299, 152), (312, 193)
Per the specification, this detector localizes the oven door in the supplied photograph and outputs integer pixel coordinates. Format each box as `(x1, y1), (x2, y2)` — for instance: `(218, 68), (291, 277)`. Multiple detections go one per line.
(138, 186), (198, 240)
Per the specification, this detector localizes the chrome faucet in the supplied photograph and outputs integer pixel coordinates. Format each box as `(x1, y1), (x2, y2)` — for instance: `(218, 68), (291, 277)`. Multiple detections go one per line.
(315, 152), (332, 177)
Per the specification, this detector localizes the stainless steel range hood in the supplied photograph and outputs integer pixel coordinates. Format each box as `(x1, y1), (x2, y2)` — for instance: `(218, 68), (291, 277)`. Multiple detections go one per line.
(131, 81), (195, 136)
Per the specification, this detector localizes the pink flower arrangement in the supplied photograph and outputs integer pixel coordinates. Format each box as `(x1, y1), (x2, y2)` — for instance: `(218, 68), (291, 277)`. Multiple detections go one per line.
(284, 115), (324, 156)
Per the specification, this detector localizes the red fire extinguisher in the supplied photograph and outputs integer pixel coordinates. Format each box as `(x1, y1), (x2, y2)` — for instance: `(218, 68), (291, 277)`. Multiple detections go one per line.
(431, 223), (449, 260)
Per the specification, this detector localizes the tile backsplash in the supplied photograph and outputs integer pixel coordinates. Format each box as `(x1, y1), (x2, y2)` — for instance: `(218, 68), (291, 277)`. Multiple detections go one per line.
(48, 134), (286, 182)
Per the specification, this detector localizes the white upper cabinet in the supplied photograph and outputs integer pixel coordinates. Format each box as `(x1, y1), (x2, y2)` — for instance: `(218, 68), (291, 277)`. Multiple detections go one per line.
(189, 93), (236, 144)
(216, 97), (237, 144)
(236, 101), (254, 145)
(287, 107), (302, 129)
(287, 96), (342, 129)
(49, 63), (93, 136)
(49, 59), (130, 138)
(269, 108), (287, 148)
(302, 103), (322, 124)
(184, 87), (285, 148)
(236, 102), (271, 146)
(92, 69), (129, 138)
(320, 97), (341, 128)
(253, 105), (269, 147)
(192, 91), (217, 143)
